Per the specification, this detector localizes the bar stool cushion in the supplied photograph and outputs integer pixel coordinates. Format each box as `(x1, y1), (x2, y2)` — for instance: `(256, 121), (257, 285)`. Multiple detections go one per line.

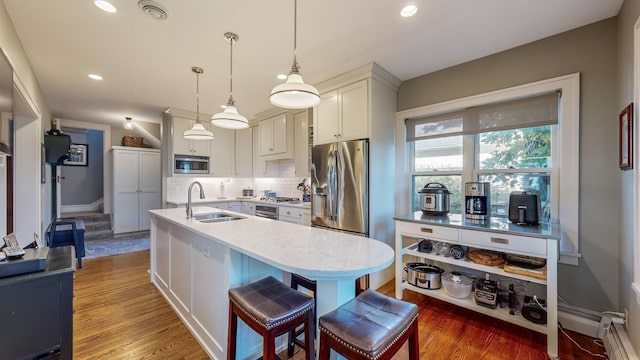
(229, 276), (314, 331)
(319, 289), (418, 359)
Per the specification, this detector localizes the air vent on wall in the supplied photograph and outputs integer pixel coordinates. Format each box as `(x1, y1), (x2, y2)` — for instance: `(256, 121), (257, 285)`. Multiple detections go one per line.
(138, 0), (168, 20)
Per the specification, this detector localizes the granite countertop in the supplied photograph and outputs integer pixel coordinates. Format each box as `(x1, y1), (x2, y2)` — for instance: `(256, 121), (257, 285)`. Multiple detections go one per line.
(150, 207), (393, 280)
(394, 211), (562, 240)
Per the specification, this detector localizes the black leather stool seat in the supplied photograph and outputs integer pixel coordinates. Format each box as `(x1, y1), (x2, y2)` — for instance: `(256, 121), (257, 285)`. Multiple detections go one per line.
(229, 276), (315, 330)
(318, 289), (419, 360)
(227, 276), (316, 360)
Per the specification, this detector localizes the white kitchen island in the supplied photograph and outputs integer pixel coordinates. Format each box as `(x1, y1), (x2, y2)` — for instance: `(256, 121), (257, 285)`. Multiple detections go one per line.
(149, 207), (394, 360)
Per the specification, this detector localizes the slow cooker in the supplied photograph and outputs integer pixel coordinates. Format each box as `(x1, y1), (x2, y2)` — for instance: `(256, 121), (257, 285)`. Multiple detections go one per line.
(404, 262), (444, 290)
(418, 183), (450, 216)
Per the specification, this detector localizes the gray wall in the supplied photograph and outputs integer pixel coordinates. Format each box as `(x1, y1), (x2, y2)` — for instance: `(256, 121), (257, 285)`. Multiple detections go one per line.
(616, 0), (640, 351)
(399, 19), (620, 311)
(61, 129), (104, 205)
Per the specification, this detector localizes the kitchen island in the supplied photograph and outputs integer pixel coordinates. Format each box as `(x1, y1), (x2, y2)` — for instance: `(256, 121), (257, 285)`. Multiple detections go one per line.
(149, 207), (394, 359)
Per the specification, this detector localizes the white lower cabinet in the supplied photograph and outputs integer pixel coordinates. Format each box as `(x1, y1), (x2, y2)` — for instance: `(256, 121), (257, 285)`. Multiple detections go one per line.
(169, 225), (192, 313)
(394, 218), (559, 359)
(112, 146), (161, 234)
(278, 206), (311, 226)
(242, 202), (256, 215)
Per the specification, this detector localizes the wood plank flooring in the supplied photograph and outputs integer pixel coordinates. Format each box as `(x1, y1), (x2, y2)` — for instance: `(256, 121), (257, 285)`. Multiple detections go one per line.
(73, 250), (607, 359)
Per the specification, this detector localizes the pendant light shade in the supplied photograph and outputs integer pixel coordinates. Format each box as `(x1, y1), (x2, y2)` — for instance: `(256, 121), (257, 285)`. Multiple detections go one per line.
(212, 32), (249, 129)
(269, 0), (320, 109)
(184, 66), (214, 140)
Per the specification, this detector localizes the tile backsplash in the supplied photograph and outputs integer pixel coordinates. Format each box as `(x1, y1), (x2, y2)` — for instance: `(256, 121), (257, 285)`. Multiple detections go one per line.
(166, 159), (310, 202)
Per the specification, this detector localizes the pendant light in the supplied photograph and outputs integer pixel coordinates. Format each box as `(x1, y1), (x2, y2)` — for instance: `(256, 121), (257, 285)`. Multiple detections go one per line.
(212, 32), (249, 129)
(269, 0), (320, 109)
(183, 66), (214, 140)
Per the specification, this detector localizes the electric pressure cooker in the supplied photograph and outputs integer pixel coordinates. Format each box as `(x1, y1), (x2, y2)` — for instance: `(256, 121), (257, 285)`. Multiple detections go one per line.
(418, 183), (450, 216)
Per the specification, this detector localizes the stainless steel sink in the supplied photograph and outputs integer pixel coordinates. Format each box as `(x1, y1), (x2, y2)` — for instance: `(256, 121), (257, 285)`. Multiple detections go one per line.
(193, 212), (246, 223)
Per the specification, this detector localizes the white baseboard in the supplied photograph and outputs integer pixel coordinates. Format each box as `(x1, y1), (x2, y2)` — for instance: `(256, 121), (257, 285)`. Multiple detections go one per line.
(558, 307), (600, 338)
(61, 198), (104, 214)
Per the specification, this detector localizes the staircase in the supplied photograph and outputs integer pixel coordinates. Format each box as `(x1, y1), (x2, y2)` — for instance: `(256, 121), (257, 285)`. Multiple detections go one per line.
(62, 213), (113, 241)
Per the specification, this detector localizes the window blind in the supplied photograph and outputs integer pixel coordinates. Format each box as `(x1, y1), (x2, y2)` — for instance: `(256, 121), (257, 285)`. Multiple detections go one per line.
(406, 92), (559, 141)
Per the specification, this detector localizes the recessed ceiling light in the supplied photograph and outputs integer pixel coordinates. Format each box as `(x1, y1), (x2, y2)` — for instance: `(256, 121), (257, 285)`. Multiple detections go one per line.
(88, 74), (103, 80)
(95, 0), (117, 13)
(277, 74), (288, 80)
(400, 5), (418, 17)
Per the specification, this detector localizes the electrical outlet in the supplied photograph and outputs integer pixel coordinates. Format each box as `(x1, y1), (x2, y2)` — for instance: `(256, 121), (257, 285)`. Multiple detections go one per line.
(624, 308), (629, 330)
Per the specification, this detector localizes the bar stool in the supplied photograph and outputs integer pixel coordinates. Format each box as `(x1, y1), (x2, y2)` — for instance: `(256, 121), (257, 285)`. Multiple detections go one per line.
(287, 273), (368, 356)
(227, 276), (315, 360)
(287, 274), (317, 356)
(318, 289), (419, 360)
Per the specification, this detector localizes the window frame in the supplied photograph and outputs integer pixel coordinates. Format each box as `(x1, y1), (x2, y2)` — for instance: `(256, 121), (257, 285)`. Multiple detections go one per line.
(395, 73), (580, 265)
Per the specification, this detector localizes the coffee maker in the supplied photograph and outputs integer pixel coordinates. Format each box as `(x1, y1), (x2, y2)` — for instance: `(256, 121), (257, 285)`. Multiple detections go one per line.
(465, 182), (490, 221)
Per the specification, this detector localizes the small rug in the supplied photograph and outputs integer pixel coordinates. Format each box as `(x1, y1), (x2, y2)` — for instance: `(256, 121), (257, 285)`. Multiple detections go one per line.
(84, 232), (150, 259)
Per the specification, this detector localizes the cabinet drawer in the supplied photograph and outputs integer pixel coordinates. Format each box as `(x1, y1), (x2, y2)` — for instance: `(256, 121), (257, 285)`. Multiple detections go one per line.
(396, 221), (459, 242)
(279, 207), (304, 218)
(460, 229), (547, 257)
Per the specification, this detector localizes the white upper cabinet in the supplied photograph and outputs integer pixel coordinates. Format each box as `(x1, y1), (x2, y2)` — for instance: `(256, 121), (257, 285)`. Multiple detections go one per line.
(314, 79), (368, 145)
(172, 116), (211, 157)
(257, 111), (294, 160)
(294, 110), (310, 177)
(252, 127), (267, 177)
(210, 126), (234, 177)
(234, 127), (253, 177)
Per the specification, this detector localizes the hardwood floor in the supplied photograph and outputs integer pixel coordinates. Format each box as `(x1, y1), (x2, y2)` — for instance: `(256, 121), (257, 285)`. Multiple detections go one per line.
(74, 251), (607, 359)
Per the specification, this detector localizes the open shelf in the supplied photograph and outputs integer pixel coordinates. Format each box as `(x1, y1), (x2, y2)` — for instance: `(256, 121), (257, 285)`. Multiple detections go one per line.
(401, 282), (547, 334)
(403, 242), (547, 285)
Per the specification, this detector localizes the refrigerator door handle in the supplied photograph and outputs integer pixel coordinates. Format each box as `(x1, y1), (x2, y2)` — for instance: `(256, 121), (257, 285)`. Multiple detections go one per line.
(327, 149), (337, 221)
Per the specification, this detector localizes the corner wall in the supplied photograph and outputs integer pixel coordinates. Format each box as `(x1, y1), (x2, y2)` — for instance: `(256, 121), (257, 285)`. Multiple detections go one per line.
(616, 0), (640, 353)
(398, 18), (619, 311)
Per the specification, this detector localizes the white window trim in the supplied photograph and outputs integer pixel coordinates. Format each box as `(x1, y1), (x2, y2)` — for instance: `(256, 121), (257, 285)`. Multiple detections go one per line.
(396, 73), (580, 265)
(631, 18), (640, 303)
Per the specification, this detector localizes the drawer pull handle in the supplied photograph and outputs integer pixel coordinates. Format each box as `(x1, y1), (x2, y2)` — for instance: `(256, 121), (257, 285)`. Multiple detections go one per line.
(420, 227), (433, 233)
(491, 237), (509, 244)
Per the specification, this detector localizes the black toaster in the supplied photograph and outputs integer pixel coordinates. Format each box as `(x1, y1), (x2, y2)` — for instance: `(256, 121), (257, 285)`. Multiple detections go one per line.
(508, 191), (540, 225)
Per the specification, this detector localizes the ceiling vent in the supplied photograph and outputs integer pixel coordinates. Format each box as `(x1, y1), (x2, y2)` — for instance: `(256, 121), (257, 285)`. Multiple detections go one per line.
(138, 0), (168, 21)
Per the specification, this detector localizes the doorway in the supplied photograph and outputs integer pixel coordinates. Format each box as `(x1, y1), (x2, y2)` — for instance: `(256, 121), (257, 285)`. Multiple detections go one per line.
(59, 127), (104, 217)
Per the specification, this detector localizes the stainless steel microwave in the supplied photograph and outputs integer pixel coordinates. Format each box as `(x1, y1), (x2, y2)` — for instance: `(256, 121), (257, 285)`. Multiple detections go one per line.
(174, 155), (209, 174)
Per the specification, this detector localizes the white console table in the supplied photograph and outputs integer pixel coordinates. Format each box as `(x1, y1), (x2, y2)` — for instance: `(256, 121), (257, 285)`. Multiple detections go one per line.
(394, 212), (560, 359)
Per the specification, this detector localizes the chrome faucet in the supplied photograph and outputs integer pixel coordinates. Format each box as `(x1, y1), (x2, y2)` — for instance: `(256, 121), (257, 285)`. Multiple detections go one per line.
(186, 181), (206, 219)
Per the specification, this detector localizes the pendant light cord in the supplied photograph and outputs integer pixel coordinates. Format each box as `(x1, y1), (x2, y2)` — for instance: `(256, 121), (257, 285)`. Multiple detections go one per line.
(293, 0), (297, 59)
(195, 71), (200, 123)
(229, 36), (234, 103)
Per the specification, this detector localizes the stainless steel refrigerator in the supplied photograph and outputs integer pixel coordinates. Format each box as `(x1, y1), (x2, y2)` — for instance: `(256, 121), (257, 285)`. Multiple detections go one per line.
(311, 139), (368, 236)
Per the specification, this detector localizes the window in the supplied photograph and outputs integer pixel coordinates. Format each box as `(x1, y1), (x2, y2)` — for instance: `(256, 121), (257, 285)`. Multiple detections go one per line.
(407, 93), (557, 219)
(396, 73), (580, 265)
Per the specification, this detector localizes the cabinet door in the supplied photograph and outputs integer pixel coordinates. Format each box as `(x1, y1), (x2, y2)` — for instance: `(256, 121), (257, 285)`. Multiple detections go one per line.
(210, 127), (234, 176)
(271, 114), (287, 154)
(234, 128), (253, 177)
(314, 90), (339, 145)
(258, 118), (274, 156)
(172, 117), (192, 155)
(253, 128), (267, 177)
(138, 152), (161, 230)
(294, 111), (310, 177)
(340, 80), (368, 141)
(113, 150), (140, 234)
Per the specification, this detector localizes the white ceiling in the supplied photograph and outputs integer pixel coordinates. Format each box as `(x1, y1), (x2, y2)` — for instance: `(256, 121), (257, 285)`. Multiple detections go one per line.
(3, 0), (623, 127)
